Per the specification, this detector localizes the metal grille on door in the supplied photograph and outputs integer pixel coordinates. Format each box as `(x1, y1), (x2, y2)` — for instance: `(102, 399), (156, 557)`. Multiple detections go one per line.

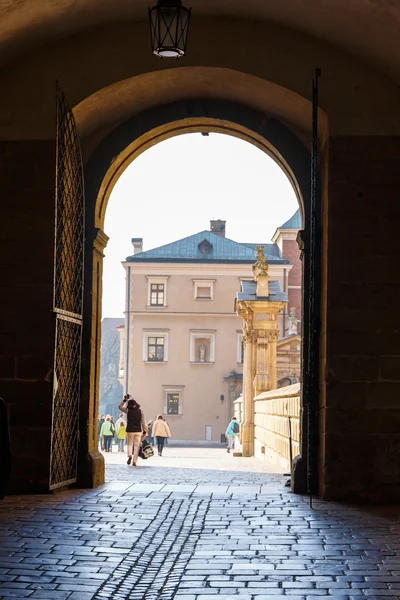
(50, 83), (85, 490)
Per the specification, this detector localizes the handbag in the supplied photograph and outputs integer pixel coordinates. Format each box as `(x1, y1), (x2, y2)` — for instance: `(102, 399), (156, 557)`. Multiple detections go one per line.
(139, 438), (154, 460)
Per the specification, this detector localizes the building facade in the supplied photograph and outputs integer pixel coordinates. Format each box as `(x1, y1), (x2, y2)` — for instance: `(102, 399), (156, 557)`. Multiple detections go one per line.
(99, 317), (124, 418)
(120, 216), (301, 442)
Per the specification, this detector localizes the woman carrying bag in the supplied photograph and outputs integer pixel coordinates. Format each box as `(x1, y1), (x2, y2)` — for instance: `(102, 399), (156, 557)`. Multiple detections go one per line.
(118, 397), (148, 467)
(152, 415), (171, 456)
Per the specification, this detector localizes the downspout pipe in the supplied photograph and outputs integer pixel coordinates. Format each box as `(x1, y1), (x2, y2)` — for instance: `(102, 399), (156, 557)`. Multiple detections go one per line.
(125, 266), (131, 393)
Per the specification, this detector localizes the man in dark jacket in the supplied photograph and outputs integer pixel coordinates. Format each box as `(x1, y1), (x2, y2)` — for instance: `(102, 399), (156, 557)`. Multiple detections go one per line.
(119, 398), (147, 467)
(0, 398), (11, 499)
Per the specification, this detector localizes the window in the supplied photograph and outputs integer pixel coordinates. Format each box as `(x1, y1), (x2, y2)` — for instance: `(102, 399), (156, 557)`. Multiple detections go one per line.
(147, 336), (165, 361)
(237, 332), (244, 364)
(167, 393), (180, 415)
(190, 330), (216, 363)
(146, 276), (169, 307)
(163, 386), (184, 415)
(143, 330), (169, 362)
(150, 283), (164, 306)
(193, 279), (215, 300)
(197, 286), (211, 298)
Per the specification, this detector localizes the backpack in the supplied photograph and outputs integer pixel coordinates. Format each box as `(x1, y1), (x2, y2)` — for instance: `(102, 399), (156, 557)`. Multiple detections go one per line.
(139, 439), (154, 460)
(233, 422), (240, 433)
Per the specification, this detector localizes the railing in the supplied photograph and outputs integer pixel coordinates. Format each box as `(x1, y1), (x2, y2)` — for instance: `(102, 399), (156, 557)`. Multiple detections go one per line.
(233, 384), (301, 470)
(254, 383), (300, 470)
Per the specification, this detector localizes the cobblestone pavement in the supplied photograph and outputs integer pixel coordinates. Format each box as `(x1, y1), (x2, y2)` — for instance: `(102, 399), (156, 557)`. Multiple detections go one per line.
(1, 448), (400, 599)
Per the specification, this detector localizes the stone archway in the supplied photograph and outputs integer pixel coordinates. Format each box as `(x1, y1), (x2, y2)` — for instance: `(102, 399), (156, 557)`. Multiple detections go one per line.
(78, 98), (324, 495)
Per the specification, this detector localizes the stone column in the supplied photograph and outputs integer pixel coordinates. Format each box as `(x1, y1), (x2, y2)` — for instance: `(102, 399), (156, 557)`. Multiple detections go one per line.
(242, 329), (257, 457)
(78, 228), (108, 488)
(253, 331), (270, 396)
(267, 330), (279, 391)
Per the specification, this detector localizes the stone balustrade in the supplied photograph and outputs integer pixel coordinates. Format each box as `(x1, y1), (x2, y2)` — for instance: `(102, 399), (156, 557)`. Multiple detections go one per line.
(234, 383), (301, 471)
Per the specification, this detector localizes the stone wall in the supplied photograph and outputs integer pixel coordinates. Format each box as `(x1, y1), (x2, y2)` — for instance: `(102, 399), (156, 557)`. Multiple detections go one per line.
(0, 141), (55, 493)
(254, 383), (300, 471)
(324, 135), (400, 503)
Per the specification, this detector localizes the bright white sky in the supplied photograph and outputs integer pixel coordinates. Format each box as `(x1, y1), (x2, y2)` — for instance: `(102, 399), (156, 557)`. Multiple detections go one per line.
(103, 133), (299, 317)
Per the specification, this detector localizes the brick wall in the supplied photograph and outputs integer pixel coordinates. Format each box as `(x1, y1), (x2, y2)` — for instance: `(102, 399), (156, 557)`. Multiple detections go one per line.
(0, 141), (55, 493)
(282, 239), (302, 332)
(324, 135), (400, 502)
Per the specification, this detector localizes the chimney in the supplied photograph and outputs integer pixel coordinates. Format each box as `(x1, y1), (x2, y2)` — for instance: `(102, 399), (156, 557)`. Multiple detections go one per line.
(210, 220), (226, 237)
(131, 238), (143, 254)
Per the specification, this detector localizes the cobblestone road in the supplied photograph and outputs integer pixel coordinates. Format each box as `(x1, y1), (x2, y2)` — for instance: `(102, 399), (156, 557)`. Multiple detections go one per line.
(1, 448), (400, 599)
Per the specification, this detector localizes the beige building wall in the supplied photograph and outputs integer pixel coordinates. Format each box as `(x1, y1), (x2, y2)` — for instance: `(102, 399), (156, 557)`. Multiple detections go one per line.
(277, 335), (301, 382)
(123, 261), (292, 441)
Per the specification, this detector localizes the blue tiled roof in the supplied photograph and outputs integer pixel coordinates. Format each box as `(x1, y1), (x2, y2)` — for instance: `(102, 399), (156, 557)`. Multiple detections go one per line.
(279, 209), (302, 229)
(237, 279), (288, 303)
(126, 231), (290, 264)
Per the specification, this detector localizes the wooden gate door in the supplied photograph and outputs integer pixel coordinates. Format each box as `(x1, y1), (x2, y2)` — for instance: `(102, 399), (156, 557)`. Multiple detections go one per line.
(49, 84), (85, 490)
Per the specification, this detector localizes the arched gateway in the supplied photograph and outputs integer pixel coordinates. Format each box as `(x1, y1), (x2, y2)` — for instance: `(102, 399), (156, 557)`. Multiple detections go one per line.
(2, 2), (400, 505)
(76, 95), (323, 497)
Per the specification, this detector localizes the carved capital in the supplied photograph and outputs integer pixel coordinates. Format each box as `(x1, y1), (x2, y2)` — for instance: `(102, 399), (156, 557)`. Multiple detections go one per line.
(267, 330), (280, 342)
(243, 330), (258, 344)
(94, 228), (109, 256)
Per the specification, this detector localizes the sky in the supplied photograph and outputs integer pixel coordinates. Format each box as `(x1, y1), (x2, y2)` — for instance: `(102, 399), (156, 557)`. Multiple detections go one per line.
(103, 133), (299, 318)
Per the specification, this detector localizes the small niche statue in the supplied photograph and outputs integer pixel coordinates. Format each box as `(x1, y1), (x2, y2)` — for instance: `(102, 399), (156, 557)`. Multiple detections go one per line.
(288, 308), (298, 335)
(199, 343), (206, 362)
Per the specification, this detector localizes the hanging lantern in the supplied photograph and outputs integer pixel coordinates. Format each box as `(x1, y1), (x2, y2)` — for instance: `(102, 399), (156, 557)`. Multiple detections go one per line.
(148, 0), (191, 58)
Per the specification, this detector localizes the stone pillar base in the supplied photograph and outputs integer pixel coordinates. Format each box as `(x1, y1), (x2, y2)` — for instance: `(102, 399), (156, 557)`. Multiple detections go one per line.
(291, 454), (307, 495)
(241, 423), (254, 457)
(77, 451), (105, 488)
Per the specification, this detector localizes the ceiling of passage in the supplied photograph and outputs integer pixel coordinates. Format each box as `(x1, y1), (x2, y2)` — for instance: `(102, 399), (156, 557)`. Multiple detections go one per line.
(1, 1), (400, 81)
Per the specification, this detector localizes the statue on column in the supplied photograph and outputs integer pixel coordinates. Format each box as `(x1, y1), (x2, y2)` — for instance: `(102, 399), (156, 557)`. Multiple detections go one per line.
(288, 308), (298, 335)
(199, 343), (206, 362)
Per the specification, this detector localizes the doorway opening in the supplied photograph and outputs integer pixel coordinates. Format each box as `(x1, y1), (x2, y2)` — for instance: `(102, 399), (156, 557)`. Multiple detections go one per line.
(79, 99), (322, 495)
(98, 132), (300, 465)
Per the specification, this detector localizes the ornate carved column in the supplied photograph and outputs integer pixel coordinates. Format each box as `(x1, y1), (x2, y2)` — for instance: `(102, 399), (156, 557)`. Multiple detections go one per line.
(253, 330), (270, 396)
(235, 246), (286, 458)
(242, 327), (257, 457)
(267, 330), (280, 391)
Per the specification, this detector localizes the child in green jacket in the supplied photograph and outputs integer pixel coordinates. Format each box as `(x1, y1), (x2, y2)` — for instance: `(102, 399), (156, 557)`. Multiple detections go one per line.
(117, 422), (127, 452)
(100, 417), (115, 453)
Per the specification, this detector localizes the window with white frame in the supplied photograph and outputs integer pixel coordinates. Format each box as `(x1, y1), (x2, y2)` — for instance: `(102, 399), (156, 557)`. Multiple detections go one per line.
(193, 279), (215, 300)
(143, 330), (169, 362)
(189, 330), (216, 363)
(147, 276), (169, 307)
(237, 331), (244, 364)
(163, 386), (184, 415)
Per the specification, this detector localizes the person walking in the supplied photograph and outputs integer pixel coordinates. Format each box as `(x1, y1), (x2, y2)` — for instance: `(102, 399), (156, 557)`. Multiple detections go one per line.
(116, 420), (127, 452)
(147, 420), (154, 446)
(152, 414), (171, 456)
(110, 416), (116, 450)
(100, 416), (115, 452)
(225, 416), (240, 453)
(118, 398), (148, 467)
(98, 414), (105, 451)
(115, 413), (127, 451)
(116, 412), (126, 431)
